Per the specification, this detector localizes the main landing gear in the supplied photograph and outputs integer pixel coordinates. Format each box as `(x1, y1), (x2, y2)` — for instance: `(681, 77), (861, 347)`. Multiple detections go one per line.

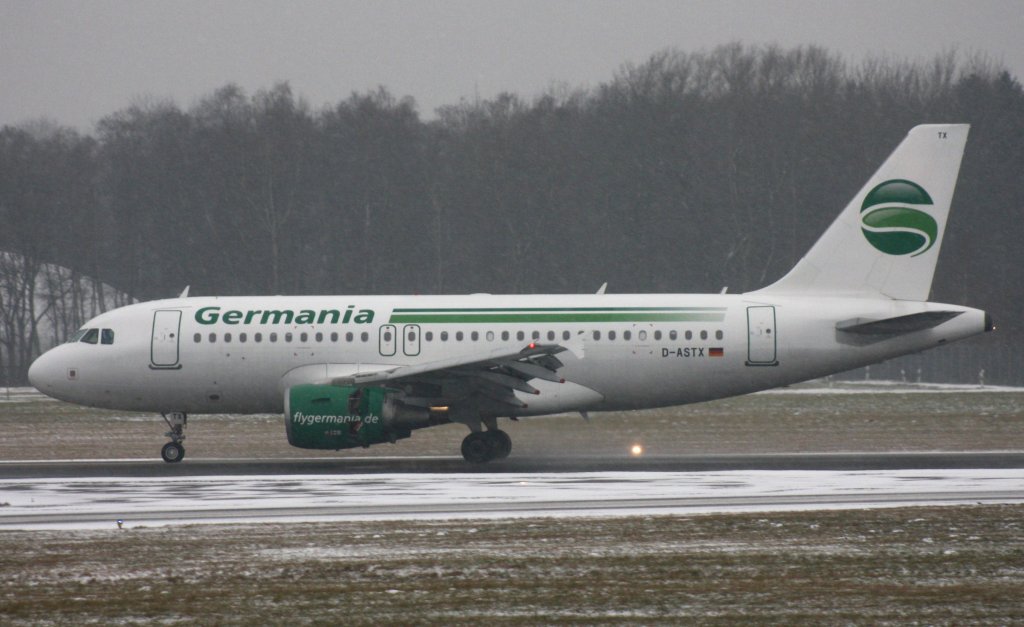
(160, 412), (187, 463)
(461, 429), (512, 464)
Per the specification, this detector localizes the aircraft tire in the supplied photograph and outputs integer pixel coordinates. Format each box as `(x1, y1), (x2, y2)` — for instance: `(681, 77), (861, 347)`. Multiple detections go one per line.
(461, 432), (493, 463)
(486, 429), (512, 459)
(161, 441), (185, 463)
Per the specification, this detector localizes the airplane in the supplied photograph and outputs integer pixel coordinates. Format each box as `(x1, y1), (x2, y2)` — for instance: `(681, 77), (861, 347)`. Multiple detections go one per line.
(28, 124), (992, 464)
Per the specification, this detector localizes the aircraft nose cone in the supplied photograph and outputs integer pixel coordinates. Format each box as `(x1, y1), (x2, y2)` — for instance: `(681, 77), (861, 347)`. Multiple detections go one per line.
(28, 350), (60, 393)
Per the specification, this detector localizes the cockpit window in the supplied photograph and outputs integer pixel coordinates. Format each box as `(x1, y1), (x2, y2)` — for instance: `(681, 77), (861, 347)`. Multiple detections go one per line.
(68, 329), (89, 343)
(101, 329), (114, 345)
(80, 329), (99, 344)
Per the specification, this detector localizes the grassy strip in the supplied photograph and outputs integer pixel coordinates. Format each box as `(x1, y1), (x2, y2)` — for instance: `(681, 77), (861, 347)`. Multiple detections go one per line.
(1, 505), (1022, 625)
(3, 390), (1024, 460)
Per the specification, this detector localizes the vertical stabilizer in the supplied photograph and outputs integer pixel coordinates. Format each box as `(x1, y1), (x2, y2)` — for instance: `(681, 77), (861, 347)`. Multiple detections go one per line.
(757, 124), (969, 301)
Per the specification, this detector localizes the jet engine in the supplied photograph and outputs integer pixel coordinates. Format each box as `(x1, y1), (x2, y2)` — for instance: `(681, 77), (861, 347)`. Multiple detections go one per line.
(284, 384), (433, 450)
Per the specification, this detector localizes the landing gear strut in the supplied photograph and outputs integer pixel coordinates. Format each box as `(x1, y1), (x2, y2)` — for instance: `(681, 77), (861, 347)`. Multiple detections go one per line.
(460, 428), (512, 463)
(160, 412), (187, 463)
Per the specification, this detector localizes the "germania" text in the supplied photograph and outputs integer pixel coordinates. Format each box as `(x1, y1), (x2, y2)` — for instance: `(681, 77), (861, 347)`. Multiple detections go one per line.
(195, 306), (375, 325)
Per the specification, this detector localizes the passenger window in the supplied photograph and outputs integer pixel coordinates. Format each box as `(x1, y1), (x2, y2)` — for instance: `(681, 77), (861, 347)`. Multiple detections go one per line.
(501, 331), (509, 341)
(300, 332), (308, 343)
(440, 331), (448, 341)
(547, 331), (555, 341)
(471, 331), (479, 341)
(425, 331), (433, 341)
(638, 330), (647, 341)
(194, 333), (202, 343)
(456, 331), (464, 341)
(346, 332), (353, 342)
(486, 331), (494, 341)
(700, 330), (708, 340)
(330, 332), (338, 342)
(654, 330), (662, 340)
(360, 332), (369, 342)
(563, 330), (570, 340)
(384, 330), (392, 342)
(609, 330), (616, 340)
(532, 331), (540, 340)
(224, 333), (232, 343)
(624, 331), (632, 341)
(670, 330), (678, 340)
(593, 330), (601, 340)
(81, 329), (99, 344)
(285, 332), (293, 343)
(101, 329), (114, 345)
(240, 333), (247, 343)
(255, 333), (263, 343)
(716, 330), (724, 340)
(516, 331), (525, 341)
(208, 333), (217, 344)
(270, 333), (278, 343)
(315, 332), (323, 342)
(685, 330), (693, 340)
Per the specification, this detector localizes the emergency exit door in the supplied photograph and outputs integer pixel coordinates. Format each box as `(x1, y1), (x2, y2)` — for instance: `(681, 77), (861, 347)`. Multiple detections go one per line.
(379, 324), (397, 357)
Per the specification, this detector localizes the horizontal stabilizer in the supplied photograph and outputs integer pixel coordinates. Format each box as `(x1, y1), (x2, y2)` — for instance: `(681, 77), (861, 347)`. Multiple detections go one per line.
(836, 311), (963, 335)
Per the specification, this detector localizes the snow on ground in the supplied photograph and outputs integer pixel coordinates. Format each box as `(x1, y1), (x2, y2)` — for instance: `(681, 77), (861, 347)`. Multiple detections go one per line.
(2, 468), (1022, 529)
(758, 380), (1024, 394)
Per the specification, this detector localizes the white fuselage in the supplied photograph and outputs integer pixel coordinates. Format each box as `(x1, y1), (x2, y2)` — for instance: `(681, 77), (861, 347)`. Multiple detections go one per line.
(28, 292), (987, 416)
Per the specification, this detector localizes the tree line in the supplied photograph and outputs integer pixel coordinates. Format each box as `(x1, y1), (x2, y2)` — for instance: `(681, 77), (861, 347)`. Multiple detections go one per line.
(2, 44), (1022, 385)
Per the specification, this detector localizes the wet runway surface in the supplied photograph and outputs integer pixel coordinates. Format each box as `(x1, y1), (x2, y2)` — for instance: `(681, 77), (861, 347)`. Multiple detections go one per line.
(2, 451), (1024, 478)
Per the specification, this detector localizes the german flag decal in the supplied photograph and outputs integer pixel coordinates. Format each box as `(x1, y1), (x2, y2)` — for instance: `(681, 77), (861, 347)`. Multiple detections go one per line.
(709, 347), (724, 357)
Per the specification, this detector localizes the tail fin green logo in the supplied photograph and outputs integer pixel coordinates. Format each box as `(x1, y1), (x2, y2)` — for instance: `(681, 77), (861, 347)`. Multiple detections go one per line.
(860, 180), (937, 257)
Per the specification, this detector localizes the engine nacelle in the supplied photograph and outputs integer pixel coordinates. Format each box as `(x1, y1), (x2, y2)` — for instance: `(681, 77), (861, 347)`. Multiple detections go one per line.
(284, 384), (431, 450)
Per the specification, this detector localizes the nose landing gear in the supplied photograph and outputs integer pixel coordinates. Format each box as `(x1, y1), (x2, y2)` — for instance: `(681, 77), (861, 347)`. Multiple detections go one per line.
(160, 412), (187, 463)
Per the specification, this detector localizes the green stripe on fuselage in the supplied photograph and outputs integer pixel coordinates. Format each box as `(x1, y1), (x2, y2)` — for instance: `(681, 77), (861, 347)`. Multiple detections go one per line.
(391, 307), (726, 313)
(388, 312), (726, 324)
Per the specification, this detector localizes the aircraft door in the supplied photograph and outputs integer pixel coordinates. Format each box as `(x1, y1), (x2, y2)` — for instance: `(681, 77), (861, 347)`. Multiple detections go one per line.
(402, 324), (421, 356)
(151, 310), (182, 369)
(632, 323), (654, 356)
(379, 324), (397, 357)
(746, 306), (778, 366)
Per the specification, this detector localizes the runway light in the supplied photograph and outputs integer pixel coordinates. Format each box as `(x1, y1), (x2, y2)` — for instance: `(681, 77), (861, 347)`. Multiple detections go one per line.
(630, 444), (644, 457)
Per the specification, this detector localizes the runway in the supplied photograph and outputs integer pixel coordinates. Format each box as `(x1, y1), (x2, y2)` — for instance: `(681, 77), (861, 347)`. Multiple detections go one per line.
(2, 453), (1023, 530)
(3, 451), (1024, 478)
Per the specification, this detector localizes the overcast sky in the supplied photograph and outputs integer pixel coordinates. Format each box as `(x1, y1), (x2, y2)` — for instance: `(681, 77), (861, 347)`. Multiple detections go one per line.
(2, 0), (1022, 132)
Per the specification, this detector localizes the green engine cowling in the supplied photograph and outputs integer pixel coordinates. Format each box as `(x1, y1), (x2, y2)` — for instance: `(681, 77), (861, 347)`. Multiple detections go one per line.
(285, 384), (429, 450)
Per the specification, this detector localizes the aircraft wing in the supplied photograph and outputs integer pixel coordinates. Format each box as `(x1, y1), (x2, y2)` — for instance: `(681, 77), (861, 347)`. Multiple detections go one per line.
(330, 342), (572, 409)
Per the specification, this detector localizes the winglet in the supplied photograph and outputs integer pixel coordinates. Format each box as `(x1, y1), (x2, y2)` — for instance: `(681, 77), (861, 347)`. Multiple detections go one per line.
(596, 282), (607, 295)
(178, 285), (190, 298)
